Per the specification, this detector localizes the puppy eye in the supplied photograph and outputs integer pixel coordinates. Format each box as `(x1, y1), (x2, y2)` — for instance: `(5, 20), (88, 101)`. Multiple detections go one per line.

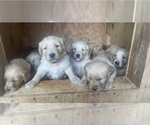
(11, 80), (16, 83)
(55, 45), (59, 48)
(96, 78), (102, 81)
(89, 77), (92, 80)
(43, 47), (47, 50)
(123, 56), (126, 59)
(82, 49), (85, 51)
(73, 48), (76, 51)
(113, 54), (116, 57)
(32, 60), (35, 63)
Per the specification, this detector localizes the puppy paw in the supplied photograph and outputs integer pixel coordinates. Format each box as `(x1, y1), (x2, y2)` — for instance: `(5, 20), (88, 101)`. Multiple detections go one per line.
(25, 81), (37, 89)
(105, 84), (113, 90)
(80, 80), (87, 86)
(70, 77), (81, 85)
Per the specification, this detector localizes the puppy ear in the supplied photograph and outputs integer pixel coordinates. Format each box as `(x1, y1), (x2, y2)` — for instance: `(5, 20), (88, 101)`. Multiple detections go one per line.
(22, 71), (31, 83)
(38, 42), (43, 56)
(107, 66), (115, 77)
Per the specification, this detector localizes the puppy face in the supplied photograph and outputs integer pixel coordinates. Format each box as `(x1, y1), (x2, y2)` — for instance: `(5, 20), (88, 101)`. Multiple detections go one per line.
(112, 49), (129, 68)
(26, 52), (41, 71)
(38, 36), (66, 63)
(85, 60), (114, 92)
(4, 65), (24, 92)
(71, 41), (90, 62)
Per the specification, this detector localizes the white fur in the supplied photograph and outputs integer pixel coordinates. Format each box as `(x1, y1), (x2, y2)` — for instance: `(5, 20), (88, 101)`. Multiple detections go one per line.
(70, 41), (91, 79)
(25, 36), (81, 89)
(26, 51), (41, 71)
(106, 45), (129, 76)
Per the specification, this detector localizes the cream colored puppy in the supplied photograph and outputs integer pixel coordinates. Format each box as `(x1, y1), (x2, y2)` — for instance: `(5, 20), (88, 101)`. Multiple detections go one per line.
(70, 41), (92, 79)
(81, 51), (116, 92)
(106, 45), (129, 76)
(4, 58), (31, 92)
(25, 36), (80, 89)
(26, 51), (41, 72)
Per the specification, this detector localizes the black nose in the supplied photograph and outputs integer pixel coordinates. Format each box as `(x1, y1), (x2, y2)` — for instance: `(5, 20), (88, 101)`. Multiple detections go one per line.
(91, 86), (97, 91)
(5, 87), (10, 92)
(115, 61), (119, 66)
(49, 53), (55, 58)
(76, 54), (80, 58)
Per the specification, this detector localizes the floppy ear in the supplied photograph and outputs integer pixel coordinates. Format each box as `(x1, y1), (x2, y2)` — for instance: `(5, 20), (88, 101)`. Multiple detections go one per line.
(38, 42), (43, 56)
(59, 37), (66, 50)
(107, 65), (115, 78)
(22, 71), (31, 82)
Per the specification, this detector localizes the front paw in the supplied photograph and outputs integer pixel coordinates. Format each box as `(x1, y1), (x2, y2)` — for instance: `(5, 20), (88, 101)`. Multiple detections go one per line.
(25, 81), (37, 89)
(80, 79), (87, 86)
(70, 76), (81, 85)
(105, 83), (113, 90)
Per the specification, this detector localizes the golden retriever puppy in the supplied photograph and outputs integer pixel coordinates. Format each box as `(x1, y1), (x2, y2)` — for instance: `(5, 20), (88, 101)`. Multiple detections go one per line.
(4, 58), (31, 92)
(70, 41), (92, 79)
(81, 51), (116, 92)
(106, 45), (129, 76)
(25, 36), (81, 89)
(26, 51), (41, 72)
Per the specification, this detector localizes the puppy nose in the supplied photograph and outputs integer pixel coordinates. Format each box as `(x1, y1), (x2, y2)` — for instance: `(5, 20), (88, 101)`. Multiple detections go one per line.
(5, 87), (10, 92)
(49, 53), (55, 58)
(76, 54), (80, 58)
(115, 61), (120, 66)
(91, 86), (97, 91)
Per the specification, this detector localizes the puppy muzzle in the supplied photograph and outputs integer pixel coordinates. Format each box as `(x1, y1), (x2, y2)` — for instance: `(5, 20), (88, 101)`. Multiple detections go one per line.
(74, 53), (82, 62)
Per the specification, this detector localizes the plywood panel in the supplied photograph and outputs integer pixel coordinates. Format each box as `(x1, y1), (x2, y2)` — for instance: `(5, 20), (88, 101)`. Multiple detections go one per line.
(0, 24), (24, 61)
(106, 23), (134, 51)
(23, 23), (106, 48)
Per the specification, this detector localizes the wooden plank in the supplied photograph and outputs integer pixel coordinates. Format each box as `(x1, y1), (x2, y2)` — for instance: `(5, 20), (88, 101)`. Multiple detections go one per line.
(22, 1), (106, 22)
(127, 23), (150, 88)
(106, 1), (134, 22)
(0, 77), (137, 103)
(0, 37), (6, 96)
(1, 104), (149, 125)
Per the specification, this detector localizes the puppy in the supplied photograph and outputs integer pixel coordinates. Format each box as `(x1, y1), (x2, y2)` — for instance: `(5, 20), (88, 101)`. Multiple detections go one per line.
(25, 36), (80, 89)
(26, 51), (41, 72)
(81, 51), (116, 92)
(70, 41), (92, 79)
(4, 58), (31, 92)
(106, 45), (129, 76)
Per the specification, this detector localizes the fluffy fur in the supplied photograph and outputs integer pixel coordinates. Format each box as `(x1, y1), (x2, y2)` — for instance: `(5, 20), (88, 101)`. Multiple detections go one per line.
(106, 45), (129, 76)
(25, 36), (81, 89)
(4, 58), (31, 92)
(81, 51), (116, 92)
(70, 41), (92, 79)
(26, 51), (41, 72)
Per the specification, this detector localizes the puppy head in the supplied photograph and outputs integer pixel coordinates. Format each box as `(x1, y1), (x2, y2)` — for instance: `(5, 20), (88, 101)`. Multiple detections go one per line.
(26, 52), (41, 71)
(4, 65), (26, 92)
(38, 36), (66, 63)
(112, 49), (129, 68)
(85, 60), (114, 92)
(71, 41), (91, 62)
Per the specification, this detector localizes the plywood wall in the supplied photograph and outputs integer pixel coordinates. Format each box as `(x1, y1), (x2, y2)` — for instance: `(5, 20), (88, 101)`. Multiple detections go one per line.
(0, 37), (6, 96)
(23, 23), (106, 48)
(0, 24), (24, 61)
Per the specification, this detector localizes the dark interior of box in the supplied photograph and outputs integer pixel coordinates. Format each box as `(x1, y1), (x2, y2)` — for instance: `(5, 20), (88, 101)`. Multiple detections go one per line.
(1, 23), (148, 99)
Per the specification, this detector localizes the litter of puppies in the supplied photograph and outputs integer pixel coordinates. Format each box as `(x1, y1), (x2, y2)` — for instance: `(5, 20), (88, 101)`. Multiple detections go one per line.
(4, 35), (129, 92)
